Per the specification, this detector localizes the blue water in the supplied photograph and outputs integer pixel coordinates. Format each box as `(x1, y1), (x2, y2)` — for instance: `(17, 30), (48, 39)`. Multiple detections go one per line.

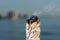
(0, 17), (60, 40)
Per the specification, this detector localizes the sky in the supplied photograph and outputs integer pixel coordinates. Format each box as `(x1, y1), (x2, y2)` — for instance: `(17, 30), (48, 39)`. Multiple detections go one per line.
(0, 0), (60, 16)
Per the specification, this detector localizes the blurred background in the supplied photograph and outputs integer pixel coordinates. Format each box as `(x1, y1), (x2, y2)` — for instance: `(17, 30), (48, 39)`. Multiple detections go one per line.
(0, 0), (60, 40)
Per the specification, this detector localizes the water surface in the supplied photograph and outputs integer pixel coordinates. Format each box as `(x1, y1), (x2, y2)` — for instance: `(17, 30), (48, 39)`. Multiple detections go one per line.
(0, 17), (60, 40)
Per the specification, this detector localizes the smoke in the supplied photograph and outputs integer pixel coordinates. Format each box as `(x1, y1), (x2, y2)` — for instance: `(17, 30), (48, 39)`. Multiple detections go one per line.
(32, 2), (60, 16)
(32, 10), (42, 16)
(42, 2), (56, 16)
(44, 2), (56, 11)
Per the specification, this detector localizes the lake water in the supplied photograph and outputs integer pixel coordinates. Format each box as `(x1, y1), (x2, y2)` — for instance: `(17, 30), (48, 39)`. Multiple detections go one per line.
(0, 17), (60, 40)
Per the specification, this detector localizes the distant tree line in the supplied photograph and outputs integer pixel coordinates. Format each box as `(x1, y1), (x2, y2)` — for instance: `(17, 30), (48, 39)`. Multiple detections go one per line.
(0, 10), (29, 20)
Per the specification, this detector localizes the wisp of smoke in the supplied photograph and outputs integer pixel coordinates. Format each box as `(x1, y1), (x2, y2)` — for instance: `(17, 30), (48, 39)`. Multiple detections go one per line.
(32, 10), (42, 17)
(32, 2), (60, 17)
